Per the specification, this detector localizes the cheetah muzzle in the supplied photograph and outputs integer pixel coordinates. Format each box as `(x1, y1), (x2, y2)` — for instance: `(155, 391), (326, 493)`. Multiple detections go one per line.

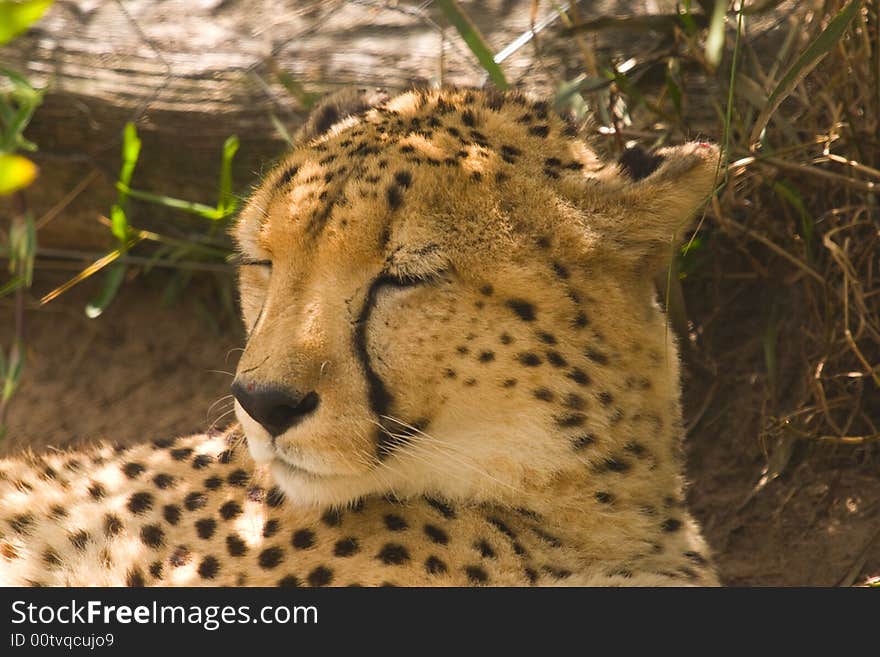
(0, 88), (720, 586)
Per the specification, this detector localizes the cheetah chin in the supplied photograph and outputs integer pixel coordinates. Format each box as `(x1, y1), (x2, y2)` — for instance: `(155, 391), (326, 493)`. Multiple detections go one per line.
(0, 87), (720, 587)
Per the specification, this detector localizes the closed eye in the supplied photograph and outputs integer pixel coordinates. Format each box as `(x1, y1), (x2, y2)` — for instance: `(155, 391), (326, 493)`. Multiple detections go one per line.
(232, 254), (272, 268)
(380, 269), (447, 288)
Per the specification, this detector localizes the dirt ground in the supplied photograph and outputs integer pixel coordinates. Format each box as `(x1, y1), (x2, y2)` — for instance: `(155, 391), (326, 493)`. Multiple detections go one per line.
(2, 267), (878, 587)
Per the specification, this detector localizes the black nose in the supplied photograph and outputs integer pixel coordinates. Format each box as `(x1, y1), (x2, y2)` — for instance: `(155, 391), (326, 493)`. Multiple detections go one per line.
(231, 380), (320, 437)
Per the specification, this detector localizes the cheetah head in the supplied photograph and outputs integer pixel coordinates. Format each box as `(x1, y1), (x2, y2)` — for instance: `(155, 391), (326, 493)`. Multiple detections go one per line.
(232, 88), (718, 509)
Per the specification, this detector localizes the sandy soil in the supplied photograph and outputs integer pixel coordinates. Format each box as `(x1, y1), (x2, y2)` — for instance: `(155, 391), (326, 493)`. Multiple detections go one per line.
(1, 269), (878, 586)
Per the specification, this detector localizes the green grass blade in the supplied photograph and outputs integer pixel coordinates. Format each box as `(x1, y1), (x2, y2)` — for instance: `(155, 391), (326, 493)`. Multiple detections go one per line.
(437, 0), (508, 89)
(119, 186), (222, 219)
(705, 0), (728, 68)
(85, 262), (126, 319)
(216, 135), (239, 218)
(748, 0), (863, 145)
(0, 0), (54, 45)
(118, 122), (141, 201)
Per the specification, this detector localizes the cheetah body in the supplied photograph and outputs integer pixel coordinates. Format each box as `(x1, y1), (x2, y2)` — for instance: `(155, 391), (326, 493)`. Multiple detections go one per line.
(1, 88), (719, 586)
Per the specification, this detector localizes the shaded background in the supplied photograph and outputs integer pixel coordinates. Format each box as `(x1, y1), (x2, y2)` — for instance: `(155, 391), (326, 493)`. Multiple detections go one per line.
(0, 0), (878, 585)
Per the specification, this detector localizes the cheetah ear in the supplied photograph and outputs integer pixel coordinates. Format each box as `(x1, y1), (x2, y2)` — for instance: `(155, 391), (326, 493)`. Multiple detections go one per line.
(599, 141), (720, 273)
(296, 87), (391, 143)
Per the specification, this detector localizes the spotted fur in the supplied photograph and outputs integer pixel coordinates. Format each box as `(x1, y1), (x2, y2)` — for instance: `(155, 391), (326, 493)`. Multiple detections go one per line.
(0, 89), (719, 586)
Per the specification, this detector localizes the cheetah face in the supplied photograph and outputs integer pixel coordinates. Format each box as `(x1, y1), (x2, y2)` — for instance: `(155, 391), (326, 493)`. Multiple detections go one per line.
(232, 89), (718, 509)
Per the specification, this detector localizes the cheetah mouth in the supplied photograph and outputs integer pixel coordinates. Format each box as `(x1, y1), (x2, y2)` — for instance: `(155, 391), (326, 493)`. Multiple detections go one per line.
(271, 456), (345, 481)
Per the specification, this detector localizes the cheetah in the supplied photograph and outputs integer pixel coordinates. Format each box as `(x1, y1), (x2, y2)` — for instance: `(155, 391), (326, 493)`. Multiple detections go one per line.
(0, 88), (720, 586)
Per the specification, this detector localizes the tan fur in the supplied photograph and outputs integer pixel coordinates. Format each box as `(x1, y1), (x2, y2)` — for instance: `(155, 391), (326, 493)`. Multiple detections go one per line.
(0, 89), (719, 586)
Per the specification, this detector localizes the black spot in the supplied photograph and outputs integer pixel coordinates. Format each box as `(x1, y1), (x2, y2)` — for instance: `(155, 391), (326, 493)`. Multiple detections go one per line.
(518, 353), (542, 367)
(574, 311), (589, 328)
(619, 145), (666, 181)
(263, 519), (280, 538)
(556, 413), (586, 428)
(532, 528), (563, 547)
(564, 393), (586, 410)
(595, 491), (614, 504)
(502, 378), (517, 388)
(624, 441), (647, 457)
(228, 469), (249, 487)
(661, 518), (683, 532)
(552, 262), (569, 279)
(598, 457), (630, 473)
(486, 516), (516, 539)
(598, 392), (614, 407)
(220, 501), (242, 520)
(529, 125), (550, 138)
(572, 434), (596, 450)
(153, 474), (174, 489)
(386, 184), (403, 210)
(321, 508), (344, 527)
(461, 110), (476, 127)
(567, 368), (590, 385)
(506, 299), (536, 321)
(169, 545), (191, 567)
(542, 565), (572, 579)
(478, 350), (495, 363)
(127, 492), (153, 515)
(465, 565), (489, 583)
(546, 351), (567, 367)
(126, 568), (145, 587)
(500, 333), (512, 345)
(543, 168), (560, 179)
(684, 551), (708, 566)
(544, 157), (562, 168)
(334, 537), (360, 557)
(153, 437), (176, 449)
(537, 332), (557, 345)
(278, 575), (300, 587)
(292, 528), (316, 550)
(9, 513), (34, 534)
(384, 514), (408, 531)
(425, 556), (448, 574)
(195, 518), (217, 539)
(500, 144), (521, 163)
(258, 547), (284, 569)
(533, 388), (554, 402)
(394, 170), (412, 188)
(198, 556), (220, 579)
(163, 504), (181, 526)
(192, 454), (214, 470)
(475, 540), (496, 558)
(586, 349), (609, 365)
(424, 524), (449, 545)
(69, 530), (90, 551)
(266, 487), (286, 508)
(308, 566), (334, 587)
(184, 491), (207, 511)
(425, 497), (456, 519)
(204, 475), (222, 490)
(377, 543), (410, 565)
(88, 483), (105, 500)
(149, 561), (163, 579)
(170, 448), (193, 461)
(49, 505), (68, 520)
(140, 524), (165, 549)
(276, 164), (300, 188)
(226, 534), (247, 557)
(122, 462), (145, 478)
(217, 450), (234, 464)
